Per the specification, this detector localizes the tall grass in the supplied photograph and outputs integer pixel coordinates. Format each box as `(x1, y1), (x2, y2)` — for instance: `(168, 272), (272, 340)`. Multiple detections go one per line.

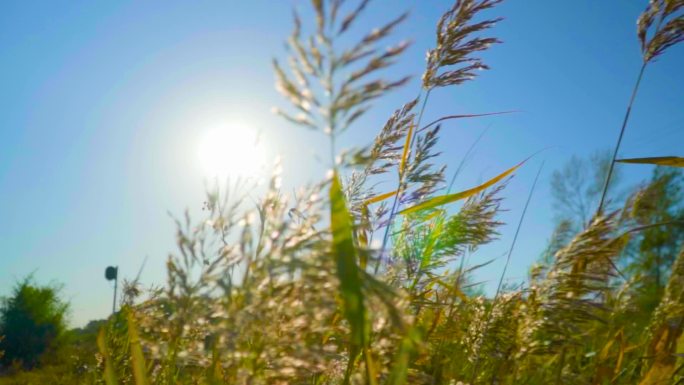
(5, 1), (683, 384)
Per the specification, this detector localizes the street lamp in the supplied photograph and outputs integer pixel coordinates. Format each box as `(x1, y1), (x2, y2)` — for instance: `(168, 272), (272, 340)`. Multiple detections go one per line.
(105, 266), (118, 314)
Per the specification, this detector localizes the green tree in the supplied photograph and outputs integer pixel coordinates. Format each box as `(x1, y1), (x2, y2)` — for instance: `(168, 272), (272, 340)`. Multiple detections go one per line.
(540, 150), (622, 266)
(0, 277), (69, 369)
(550, 149), (621, 231)
(628, 166), (684, 313)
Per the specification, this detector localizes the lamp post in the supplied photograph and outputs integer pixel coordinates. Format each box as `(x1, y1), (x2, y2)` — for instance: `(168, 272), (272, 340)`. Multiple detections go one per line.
(105, 266), (118, 314)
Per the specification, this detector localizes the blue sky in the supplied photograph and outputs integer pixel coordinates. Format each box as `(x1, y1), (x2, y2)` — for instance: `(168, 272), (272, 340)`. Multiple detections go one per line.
(1, 1), (682, 326)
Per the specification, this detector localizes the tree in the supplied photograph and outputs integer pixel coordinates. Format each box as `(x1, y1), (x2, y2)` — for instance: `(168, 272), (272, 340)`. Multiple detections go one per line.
(627, 166), (684, 313)
(0, 276), (69, 369)
(550, 149), (621, 231)
(541, 150), (623, 267)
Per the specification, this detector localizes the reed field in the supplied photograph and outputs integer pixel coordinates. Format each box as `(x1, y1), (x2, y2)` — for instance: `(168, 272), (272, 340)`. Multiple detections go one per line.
(1, 0), (684, 384)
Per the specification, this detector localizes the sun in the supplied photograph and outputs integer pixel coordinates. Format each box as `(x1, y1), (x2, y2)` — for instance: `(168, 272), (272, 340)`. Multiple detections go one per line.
(197, 124), (266, 179)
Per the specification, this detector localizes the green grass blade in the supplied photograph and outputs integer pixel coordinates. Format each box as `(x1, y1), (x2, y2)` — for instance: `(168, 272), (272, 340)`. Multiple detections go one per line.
(410, 216), (445, 290)
(97, 327), (119, 385)
(330, 172), (374, 385)
(208, 345), (224, 385)
(126, 308), (150, 385)
(387, 327), (421, 385)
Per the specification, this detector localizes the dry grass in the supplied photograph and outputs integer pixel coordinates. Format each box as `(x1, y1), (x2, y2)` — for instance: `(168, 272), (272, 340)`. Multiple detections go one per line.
(2, 1), (684, 384)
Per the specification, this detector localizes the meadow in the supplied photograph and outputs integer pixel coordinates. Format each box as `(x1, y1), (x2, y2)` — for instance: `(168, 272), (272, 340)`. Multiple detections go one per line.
(1, 0), (684, 384)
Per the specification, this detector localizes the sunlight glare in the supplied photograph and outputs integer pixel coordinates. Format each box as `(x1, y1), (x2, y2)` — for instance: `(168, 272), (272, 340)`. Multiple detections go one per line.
(197, 124), (266, 180)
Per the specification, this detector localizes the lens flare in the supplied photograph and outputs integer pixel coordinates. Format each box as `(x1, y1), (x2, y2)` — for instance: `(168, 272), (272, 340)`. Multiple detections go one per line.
(197, 125), (265, 179)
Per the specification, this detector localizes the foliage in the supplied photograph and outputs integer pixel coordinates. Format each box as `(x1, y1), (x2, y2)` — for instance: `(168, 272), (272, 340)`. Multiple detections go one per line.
(627, 167), (684, 314)
(639, 246), (684, 385)
(550, 150), (621, 230)
(0, 277), (70, 370)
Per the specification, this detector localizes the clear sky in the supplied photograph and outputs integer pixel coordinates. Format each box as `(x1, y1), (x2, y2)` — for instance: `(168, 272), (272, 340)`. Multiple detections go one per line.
(1, 1), (682, 326)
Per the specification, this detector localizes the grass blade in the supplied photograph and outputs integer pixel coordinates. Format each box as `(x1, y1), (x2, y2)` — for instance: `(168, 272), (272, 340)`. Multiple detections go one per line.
(330, 172), (374, 385)
(420, 111), (515, 132)
(616, 156), (684, 167)
(364, 189), (398, 205)
(126, 308), (150, 385)
(97, 328), (119, 385)
(399, 124), (414, 175)
(387, 327), (421, 385)
(399, 159), (524, 215)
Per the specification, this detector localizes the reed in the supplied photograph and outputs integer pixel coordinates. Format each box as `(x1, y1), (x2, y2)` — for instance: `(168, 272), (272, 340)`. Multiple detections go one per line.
(6, 1), (682, 384)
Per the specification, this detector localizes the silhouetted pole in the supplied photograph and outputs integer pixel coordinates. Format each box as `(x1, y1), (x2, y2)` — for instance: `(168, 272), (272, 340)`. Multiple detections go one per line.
(105, 266), (118, 315)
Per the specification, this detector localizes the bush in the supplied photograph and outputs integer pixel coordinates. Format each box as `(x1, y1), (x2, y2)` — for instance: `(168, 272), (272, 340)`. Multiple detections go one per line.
(0, 277), (69, 370)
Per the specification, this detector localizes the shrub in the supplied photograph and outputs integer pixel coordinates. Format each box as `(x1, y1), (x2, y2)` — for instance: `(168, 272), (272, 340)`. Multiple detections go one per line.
(0, 277), (69, 370)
